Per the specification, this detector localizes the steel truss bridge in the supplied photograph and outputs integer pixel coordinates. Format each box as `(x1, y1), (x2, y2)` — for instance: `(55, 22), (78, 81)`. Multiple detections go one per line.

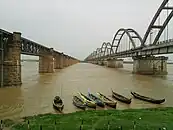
(0, 29), (77, 60)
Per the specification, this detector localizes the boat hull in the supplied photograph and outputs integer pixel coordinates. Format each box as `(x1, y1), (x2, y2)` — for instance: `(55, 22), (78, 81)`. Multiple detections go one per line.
(131, 92), (165, 104)
(88, 93), (105, 107)
(86, 101), (96, 108)
(53, 101), (64, 111)
(52, 96), (64, 112)
(97, 92), (117, 108)
(73, 101), (86, 110)
(112, 91), (131, 104)
(78, 93), (96, 108)
(72, 96), (86, 110)
(105, 101), (117, 108)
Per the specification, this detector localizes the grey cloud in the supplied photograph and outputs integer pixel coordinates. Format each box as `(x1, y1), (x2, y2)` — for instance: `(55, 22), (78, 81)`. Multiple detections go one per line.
(1, 0), (173, 60)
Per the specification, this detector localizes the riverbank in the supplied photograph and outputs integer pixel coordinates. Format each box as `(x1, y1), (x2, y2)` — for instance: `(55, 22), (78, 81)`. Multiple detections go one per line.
(2, 107), (173, 130)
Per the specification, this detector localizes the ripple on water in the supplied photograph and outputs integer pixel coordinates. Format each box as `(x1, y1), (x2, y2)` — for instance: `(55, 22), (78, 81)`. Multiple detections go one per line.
(0, 103), (24, 119)
(0, 63), (173, 119)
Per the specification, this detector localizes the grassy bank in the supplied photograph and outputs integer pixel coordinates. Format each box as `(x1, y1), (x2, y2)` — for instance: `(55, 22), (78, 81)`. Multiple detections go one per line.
(3, 107), (173, 130)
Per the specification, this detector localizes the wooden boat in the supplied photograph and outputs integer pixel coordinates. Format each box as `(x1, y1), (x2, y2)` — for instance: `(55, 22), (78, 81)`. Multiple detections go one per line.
(112, 90), (131, 104)
(72, 95), (86, 110)
(78, 92), (96, 108)
(97, 92), (117, 108)
(88, 92), (105, 107)
(131, 92), (165, 104)
(53, 96), (64, 111)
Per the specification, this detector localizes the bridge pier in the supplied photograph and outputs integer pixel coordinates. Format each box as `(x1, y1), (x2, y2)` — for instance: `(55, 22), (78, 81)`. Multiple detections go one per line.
(0, 29), (79, 87)
(39, 48), (55, 73)
(59, 53), (64, 69)
(95, 61), (98, 65)
(67, 57), (70, 66)
(99, 60), (104, 66)
(107, 58), (123, 68)
(103, 60), (107, 66)
(132, 56), (168, 75)
(98, 60), (103, 66)
(69, 58), (73, 65)
(54, 55), (59, 69)
(2, 32), (22, 86)
(54, 53), (63, 69)
(63, 55), (68, 67)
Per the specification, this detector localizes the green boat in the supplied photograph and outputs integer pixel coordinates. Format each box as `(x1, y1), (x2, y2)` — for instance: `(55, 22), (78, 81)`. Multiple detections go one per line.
(97, 92), (117, 108)
(72, 95), (86, 110)
(78, 92), (96, 108)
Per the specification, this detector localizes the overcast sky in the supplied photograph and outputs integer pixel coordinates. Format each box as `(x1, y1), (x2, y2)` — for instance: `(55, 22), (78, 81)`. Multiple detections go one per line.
(0, 0), (173, 60)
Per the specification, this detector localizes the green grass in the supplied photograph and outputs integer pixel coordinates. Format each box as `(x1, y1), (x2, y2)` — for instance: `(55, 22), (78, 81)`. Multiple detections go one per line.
(5, 107), (173, 130)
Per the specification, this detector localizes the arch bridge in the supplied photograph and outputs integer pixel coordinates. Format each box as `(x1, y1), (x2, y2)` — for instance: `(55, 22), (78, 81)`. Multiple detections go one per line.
(85, 0), (173, 75)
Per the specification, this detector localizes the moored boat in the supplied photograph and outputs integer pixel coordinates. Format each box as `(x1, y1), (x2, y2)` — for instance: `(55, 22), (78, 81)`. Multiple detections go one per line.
(131, 92), (165, 104)
(78, 92), (96, 108)
(53, 96), (64, 111)
(97, 92), (117, 108)
(72, 95), (86, 110)
(88, 92), (105, 107)
(111, 90), (131, 104)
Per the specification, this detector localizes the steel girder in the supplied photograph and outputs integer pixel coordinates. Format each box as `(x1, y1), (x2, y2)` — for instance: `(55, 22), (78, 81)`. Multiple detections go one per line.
(0, 29), (77, 60)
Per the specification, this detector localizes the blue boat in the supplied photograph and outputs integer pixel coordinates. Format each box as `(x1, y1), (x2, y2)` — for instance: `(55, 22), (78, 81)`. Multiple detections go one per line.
(88, 92), (105, 107)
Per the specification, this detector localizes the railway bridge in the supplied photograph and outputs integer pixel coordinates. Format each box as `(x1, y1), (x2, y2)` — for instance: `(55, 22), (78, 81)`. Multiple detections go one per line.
(0, 29), (79, 87)
(85, 0), (173, 75)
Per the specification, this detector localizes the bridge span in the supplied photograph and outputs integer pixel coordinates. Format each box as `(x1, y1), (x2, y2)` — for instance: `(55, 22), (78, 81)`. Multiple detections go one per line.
(85, 0), (173, 75)
(0, 29), (79, 87)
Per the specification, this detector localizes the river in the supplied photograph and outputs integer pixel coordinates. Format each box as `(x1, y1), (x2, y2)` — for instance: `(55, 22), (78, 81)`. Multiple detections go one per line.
(0, 62), (173, 120)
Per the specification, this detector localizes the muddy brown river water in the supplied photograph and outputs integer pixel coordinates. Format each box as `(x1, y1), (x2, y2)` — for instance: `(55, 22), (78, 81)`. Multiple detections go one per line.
(0, 62), (173, 119)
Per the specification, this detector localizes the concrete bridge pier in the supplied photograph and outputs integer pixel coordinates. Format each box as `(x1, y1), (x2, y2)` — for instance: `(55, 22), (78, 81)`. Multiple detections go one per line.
(2, 32), (22, 86)
(103, 60), (107, 66)
(71, 59), (75, 64)
(59, 53), (64, 69)
(53, 53), (63, 69)
(68, 58), (71, 66)
(107, 58), (124, 68)
(76, 60), (79, 64)
(97, 60), (101, 65)
(95, 61), (97, 64)
(63, 55), (68, 67)
(54, 56), (58, 69)
(54, 53), (66, 69)
(132, 56), (168, 75)
(67, 57), (70, 66)
(54, 53), (61, 69)
(39, 48), (55, 73)
(97, 61), (100, 65)
(91, 61), (94, 64)
(98, 60), (104, 66)
(70, 58), (75, 65)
